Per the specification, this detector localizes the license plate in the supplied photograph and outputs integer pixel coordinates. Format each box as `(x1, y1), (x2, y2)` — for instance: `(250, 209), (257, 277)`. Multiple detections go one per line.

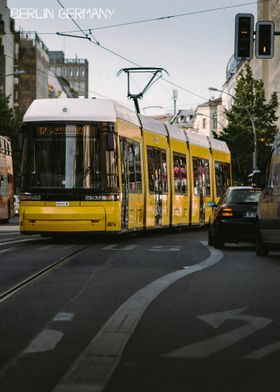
(244, 211), (256, 218)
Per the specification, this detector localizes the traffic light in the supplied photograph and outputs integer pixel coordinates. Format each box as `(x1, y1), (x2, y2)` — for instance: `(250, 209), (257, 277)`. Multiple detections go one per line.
(256, 21), (275, 59)
(234, 13), (254, 60)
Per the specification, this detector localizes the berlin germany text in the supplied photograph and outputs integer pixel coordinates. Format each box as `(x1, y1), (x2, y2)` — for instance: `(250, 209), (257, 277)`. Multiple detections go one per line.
(10, 8), (116, 20)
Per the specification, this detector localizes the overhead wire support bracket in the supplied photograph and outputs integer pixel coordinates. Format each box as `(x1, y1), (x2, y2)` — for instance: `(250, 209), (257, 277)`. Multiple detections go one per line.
(117, 67), (169, 114)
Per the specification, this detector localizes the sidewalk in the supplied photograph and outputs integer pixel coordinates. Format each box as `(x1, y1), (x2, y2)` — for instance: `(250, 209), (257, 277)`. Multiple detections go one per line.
(0, 216), (19, 232)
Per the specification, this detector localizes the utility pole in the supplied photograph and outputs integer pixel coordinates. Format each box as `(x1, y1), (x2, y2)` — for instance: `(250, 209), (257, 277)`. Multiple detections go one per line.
(172, 89), (178, 116)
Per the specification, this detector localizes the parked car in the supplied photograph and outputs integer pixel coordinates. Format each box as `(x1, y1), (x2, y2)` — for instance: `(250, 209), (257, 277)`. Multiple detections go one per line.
(208, 186), (261, 249)
(14, 195), (19, 215)
(255, 130), (280, 256)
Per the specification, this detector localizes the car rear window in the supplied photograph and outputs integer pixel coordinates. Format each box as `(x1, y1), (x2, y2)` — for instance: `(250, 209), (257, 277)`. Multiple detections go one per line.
(228, 189), (261, 204)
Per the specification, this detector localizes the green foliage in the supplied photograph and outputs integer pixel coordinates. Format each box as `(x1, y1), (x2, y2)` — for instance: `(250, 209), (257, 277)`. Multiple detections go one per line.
(217, 63), (278, 184)
(0, 90), (21, 190)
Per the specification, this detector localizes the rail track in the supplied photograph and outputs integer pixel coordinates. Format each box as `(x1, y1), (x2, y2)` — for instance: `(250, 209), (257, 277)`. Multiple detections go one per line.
(0, 246), (89, 304)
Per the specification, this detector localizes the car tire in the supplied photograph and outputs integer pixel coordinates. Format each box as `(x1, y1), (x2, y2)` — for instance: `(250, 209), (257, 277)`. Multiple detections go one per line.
(256, 229), (269, 256)
(214, 229), (224, 249)
(208, 224), (215, 246)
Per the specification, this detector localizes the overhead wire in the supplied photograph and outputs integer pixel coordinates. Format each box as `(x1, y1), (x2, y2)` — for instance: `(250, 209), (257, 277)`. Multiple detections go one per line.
(58, 0), (271, 33)
(55, 0), (208, 101)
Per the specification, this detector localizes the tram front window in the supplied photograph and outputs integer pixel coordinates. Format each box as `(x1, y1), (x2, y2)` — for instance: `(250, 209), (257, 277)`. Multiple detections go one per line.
(20, 123), (118, 193)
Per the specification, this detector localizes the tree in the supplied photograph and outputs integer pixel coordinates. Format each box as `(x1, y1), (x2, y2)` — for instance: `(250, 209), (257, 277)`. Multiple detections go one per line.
(216, 63), (278, 184)
(0, 90), (21, 189)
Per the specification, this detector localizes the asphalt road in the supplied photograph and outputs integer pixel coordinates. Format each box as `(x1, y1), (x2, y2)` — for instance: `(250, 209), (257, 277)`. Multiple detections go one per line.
(0, 222), (280, 392)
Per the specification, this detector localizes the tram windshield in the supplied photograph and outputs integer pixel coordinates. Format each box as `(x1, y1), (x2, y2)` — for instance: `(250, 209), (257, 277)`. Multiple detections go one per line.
(20, 122), (118, 193)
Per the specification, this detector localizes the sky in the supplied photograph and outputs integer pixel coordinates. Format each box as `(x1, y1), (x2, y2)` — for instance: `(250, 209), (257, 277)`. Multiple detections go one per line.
(7, 0), (258, 114)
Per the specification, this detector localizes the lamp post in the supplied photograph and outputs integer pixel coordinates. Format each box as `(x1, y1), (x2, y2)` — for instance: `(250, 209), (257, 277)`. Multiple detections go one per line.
(209, 86), (257, 171)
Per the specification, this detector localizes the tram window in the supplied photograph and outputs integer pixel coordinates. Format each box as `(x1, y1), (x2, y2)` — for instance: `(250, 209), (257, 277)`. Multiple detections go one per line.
(193, 157), (210, 196)
(128, 143), (136, 191)
(215, 161), (231, 196)
(148, 147), (155, 192)
(121, 139), (142, 193)
(135, 143), (142, 191)
(147, 146), (168, 194)
(161, 151), (168, 193)
(173, 153), (187, 195)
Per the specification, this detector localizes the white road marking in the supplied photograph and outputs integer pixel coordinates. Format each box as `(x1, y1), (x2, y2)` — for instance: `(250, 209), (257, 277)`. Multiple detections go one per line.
(149, 245), (182, 252)
(0, 237), (43, 247)
(243, 340), (280, 359)
(51, 243), (223, 392)
(24, 329), (63, 354)
(0, 247), (14, 255)
(0, 232), (20, 236)
(53, 313), (75, 322)
(102, 244), (137, 251)
(164, 308), (272, 358)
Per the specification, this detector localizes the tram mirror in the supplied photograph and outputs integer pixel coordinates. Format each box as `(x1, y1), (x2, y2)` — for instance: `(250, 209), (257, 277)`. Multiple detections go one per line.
(106, 133), (115, 151)
(15, 133), (23, 152)
(208, 201), (216, 207)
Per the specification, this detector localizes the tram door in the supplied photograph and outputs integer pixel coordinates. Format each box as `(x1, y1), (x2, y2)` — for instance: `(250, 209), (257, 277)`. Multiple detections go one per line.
(147, 147), (165, 226)
(120, 139), (129, 229)
(193, 157), (211, 225)
(153, 149), (162, 226)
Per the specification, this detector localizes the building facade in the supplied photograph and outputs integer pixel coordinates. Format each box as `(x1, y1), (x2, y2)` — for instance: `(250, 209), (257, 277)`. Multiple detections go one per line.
(253, 0), (280, 126)
(192, 98), (223, 137)
(18, 32), (49, 117)
(0, 0), (17, 107)
(49, 51), (89, 98)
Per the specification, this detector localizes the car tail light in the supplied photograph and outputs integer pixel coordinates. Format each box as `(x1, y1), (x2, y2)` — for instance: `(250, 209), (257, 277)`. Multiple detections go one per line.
(221, 207), (233, 217)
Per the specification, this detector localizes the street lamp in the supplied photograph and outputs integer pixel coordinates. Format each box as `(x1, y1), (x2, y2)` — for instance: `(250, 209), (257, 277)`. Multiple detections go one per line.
(209, 86), (257, 171)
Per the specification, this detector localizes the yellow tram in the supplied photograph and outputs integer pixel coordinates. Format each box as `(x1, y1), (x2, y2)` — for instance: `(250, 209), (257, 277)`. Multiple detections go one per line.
(19, 99), (231, 234)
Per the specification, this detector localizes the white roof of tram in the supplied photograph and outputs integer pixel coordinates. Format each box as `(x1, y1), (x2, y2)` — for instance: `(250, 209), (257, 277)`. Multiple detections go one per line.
(210, 138), (230, 153)
(184, 129), (210, 148)
(23, 98), (140, 125)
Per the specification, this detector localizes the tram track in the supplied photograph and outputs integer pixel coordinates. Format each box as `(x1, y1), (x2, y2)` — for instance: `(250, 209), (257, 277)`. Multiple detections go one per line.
(0, 245), (89, 304)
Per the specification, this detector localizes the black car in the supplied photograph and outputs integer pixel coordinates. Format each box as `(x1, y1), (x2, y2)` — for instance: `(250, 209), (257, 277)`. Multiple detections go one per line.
(208, 186), (261, 249)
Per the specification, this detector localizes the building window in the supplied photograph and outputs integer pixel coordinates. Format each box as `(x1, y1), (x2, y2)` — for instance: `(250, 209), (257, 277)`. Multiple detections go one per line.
(212, 116), (217, 130)
(202, 118), (206, 129)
